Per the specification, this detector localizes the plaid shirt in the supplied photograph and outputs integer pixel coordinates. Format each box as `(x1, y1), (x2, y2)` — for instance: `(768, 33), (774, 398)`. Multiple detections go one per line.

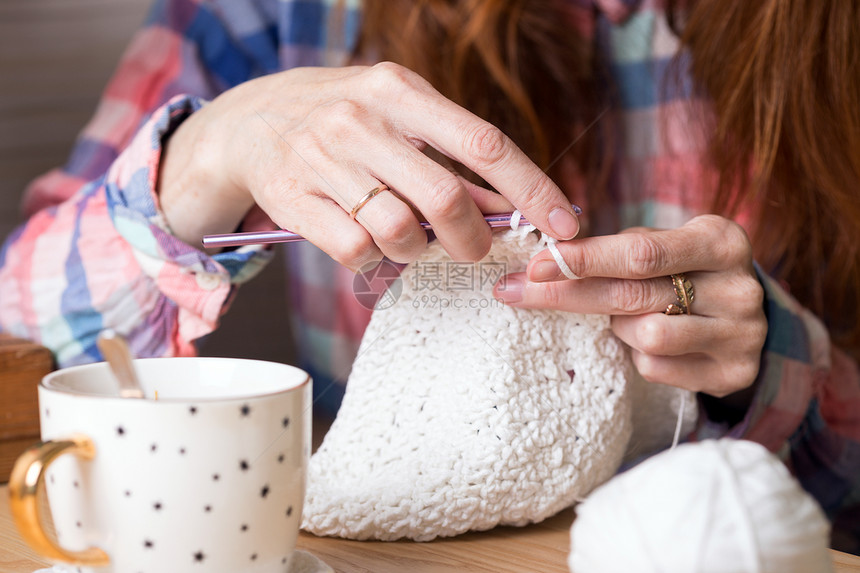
(1, 0), (857, 552)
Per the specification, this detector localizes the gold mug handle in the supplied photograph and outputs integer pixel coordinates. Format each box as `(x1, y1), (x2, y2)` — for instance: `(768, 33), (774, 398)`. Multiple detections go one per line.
(8, 434), (110, 567)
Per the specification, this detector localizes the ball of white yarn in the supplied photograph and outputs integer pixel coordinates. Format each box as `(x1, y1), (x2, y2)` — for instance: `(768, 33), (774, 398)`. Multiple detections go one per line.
(569, 439), (833, 573)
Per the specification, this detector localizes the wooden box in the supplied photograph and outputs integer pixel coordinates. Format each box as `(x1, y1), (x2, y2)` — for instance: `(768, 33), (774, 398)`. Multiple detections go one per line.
(0, 336), (53, 483)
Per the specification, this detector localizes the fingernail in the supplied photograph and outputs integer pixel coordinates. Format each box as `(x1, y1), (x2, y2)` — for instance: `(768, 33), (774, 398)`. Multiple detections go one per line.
(530, 260), (560, 282)
(548, 207), (580, 240)
(494, 276), (523, 304)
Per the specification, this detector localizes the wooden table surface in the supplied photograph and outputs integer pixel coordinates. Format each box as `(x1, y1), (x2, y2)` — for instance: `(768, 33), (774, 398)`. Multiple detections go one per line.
(2, 485), (860, 573)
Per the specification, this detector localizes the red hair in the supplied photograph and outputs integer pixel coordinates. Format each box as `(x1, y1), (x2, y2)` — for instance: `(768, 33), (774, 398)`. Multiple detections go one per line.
(671, 0), (860, 352)
(357, 0), (860, 353)
(356, 0), (612, 208)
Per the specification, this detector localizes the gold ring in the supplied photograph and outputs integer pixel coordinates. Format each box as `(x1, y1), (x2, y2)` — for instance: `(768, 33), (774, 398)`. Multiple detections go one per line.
(350, 184), (390, 220)
(664, 273), (694, 315)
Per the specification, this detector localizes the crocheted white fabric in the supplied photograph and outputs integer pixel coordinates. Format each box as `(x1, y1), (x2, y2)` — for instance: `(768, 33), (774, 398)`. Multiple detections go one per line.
(302, 230), (634, 541)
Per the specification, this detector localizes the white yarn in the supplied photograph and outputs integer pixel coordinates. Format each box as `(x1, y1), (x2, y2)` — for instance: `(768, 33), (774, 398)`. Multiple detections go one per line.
(302, 230), (633, 541)
(509, 210), (578, 279)
(569, 439), (834, 573)
(671, 391), (687, 449)
(624, 372), (698, 463)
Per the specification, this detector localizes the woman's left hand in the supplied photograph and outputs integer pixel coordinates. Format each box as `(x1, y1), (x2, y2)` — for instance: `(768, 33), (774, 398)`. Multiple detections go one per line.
(493, 215), (768, 397)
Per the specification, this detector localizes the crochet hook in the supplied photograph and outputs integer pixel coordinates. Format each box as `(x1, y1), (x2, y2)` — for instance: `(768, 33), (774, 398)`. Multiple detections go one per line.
(201, 205), (582, 248)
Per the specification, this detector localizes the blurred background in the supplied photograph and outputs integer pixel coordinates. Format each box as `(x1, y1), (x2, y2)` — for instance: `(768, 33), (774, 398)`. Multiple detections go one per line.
(0, 0), (294, 365)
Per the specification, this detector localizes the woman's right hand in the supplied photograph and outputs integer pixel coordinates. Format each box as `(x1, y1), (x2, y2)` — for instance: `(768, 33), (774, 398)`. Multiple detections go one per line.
(158, 62), (580, 269)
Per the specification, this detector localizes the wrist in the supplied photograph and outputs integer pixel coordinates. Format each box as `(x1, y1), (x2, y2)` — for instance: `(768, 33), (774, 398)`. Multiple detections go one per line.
(157, 104), (255, 249)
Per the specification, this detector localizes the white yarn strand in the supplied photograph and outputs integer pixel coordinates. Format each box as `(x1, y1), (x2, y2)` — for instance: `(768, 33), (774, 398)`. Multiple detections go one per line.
(509, 210), (578, 279)
(670, 391), (687, 449)
(546, 242), (578, 280)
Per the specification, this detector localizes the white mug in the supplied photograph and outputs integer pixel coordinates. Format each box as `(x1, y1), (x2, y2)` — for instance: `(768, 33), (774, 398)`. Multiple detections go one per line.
(10, 357), (311, 573)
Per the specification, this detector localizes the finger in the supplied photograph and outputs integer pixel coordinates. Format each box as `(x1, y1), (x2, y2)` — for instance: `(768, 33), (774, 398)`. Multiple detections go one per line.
(364, 135), (495, 262)
(421, 114), (581, 241)
(527, 215), (753, 280)
(268, 112), (429, 262)
(466, 184), (514, 214)
(629, 350), (713, 392)
(413, 146), (514, 214)
(347, 183), (433, 264)
(365, 63), (580, 241)
(499, 269), (763, 321)
(611, 313), (719, 357)
(629, 349), (758, 397)
(264, 191), (384, 272)
(494, 272), (688, 315)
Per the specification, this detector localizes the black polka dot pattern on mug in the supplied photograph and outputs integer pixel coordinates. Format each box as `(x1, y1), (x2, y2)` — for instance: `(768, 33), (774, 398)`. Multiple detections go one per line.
(46, 391), (304, 572)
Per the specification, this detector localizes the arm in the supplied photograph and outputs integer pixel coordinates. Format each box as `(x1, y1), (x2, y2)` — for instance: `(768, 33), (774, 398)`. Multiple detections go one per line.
(0, 0), (276, 364)
(3, 0), (589, 368)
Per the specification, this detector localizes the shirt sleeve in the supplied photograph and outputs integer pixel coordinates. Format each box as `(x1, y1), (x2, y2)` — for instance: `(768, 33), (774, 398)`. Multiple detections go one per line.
(0, 0), (277, 366)
(694, 269), (860, 553)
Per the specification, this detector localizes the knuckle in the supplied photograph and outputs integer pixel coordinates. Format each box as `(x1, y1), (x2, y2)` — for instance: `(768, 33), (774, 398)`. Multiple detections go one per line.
(695, 215), (753, 265)
(724, 222), (752, 257)
(323, 99), (365, 130)
(463, 123), (510, 172)
(737, 276), (765, 311)
(635, 320), (667, 356)
(332, 233), (377, 268)
(736, 361), (761, 388)
(258, 178), (295, 208)
(367, 61), (417, 96)
(291, 128), (328, 160)
(751, 318), (768, 349)
(467, 231), (493, 262)
(540, 281), (566, 308)
(608, 279), (653, 314)
(633, 353), (661, 384)
(627, 234), (667, 277)
(713, 363), (758, 397)
(426, 175), (466, 216)
(374, 211), (417, 246)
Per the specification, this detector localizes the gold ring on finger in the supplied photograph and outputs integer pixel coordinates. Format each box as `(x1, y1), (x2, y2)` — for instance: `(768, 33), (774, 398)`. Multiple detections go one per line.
(350, 184), (390, 220)
(664, 273), (695, 315)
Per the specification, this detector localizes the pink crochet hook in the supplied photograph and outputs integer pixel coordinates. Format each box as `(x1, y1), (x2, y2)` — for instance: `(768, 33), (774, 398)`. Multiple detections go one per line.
(201, 205), (582, 248)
